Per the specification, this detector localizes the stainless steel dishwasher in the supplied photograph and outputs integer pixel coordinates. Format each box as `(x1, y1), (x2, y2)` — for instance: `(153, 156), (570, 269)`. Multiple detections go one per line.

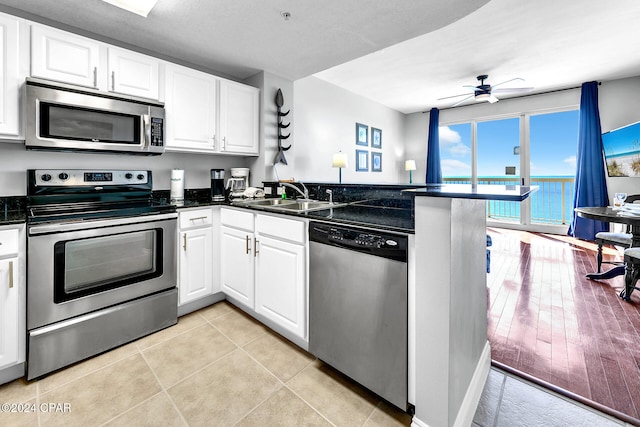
(308, 221), (408, 410)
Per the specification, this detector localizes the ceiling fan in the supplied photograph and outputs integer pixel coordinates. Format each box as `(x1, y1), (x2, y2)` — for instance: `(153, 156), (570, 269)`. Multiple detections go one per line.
(439, 74), (534, 107)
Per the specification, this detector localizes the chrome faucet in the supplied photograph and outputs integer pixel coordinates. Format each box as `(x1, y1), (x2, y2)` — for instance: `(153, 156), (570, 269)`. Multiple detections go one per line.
(326, 189), (333, 204)
(279, 181), (309, 200)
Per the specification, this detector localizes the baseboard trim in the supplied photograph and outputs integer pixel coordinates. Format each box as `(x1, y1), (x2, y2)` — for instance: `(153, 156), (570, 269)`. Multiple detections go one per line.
(0, 363), (25, 386)
(411, 341), (491, 427)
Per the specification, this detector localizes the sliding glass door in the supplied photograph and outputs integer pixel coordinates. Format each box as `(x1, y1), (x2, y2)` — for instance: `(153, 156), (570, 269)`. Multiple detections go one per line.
(440, 109), (578, 229)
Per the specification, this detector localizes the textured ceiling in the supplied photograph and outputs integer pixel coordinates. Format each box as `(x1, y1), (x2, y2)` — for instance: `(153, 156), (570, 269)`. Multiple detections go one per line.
(1, 0), (638, 114)
(0, 0), (488, 80)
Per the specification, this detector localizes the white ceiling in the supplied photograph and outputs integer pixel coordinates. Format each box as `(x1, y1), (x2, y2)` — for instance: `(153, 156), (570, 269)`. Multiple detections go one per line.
(1, 0), (639, 114)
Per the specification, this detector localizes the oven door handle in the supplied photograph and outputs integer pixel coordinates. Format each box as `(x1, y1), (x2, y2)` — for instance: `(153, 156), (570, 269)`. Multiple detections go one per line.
(28, 212), (178, 235)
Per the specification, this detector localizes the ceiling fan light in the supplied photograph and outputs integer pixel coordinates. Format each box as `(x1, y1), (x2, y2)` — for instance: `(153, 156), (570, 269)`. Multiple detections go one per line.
(475, 92), (490, 101)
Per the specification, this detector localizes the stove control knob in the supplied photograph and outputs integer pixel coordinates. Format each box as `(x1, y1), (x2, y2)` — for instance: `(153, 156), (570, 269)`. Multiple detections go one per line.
(41, 174), (52, 182)
(137, 174), (145, 180)
(125, 173), (133, 179)
(58, 172), (69, 181)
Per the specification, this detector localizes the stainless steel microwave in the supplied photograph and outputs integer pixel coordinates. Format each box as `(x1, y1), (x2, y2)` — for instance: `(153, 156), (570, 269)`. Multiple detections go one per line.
(25, 78), (165, 155)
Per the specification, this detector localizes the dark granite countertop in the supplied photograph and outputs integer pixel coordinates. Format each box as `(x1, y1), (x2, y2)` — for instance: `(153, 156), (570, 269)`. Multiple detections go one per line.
(0, 197), (27, 226)
(404, 184), (537, 201)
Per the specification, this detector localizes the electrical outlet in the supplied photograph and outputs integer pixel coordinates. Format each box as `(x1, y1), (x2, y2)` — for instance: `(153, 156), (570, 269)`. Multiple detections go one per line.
(276, 187), (284, 195)
(264, 187), (272, 195)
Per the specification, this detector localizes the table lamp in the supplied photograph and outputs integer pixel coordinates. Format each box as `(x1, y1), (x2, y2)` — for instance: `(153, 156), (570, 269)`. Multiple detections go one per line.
(405, 160), (417, 183)
(333, 151), (348, 183)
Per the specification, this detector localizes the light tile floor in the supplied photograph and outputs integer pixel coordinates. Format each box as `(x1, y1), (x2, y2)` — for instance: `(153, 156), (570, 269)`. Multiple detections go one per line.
(0, 301), (632, 427)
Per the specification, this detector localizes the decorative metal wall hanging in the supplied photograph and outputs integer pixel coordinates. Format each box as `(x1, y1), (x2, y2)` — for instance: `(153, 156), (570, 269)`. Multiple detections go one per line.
(274, 88), (291, 165)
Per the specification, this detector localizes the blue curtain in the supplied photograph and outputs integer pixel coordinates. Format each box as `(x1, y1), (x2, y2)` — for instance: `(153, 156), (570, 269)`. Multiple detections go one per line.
(568, 81), (609, 240)
(425, 108), (442, 184)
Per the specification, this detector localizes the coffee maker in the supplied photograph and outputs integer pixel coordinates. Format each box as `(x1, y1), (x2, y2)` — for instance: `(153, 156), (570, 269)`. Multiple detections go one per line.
(226, 168), (250, 199)
(211, 169), (225, 201)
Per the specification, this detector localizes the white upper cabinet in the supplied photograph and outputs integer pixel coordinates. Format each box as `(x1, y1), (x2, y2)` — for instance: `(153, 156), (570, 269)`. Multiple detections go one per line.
(107, 47), (159, 99)
(31, 25), (101, 88)
(164, 63), (218, 152)
(219, 79), (259, 155)
(30, 24), (161, 99)
(0, 12), (24, 138)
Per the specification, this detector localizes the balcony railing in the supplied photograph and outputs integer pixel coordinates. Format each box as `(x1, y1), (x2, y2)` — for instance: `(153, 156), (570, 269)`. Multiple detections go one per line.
(442, 177), (575, 225)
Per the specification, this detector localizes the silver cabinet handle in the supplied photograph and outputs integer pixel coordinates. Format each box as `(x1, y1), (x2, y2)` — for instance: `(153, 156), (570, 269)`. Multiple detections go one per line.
(222, 136), (226, 150)
(183, 234), (187, 251)
(93, 67), (97, 87)
(245, 235), (251, 254)
(189, 216), (208, 222)
(212, 134), (216, 150)
(111, 71), (115, 91)
(8, 260), (13, 289)
(254, 238), (259, 257)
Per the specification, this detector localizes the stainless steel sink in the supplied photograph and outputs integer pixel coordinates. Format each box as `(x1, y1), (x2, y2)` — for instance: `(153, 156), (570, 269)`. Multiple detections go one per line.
(234, 198), (347, 213)
(237, 198), (296, 207)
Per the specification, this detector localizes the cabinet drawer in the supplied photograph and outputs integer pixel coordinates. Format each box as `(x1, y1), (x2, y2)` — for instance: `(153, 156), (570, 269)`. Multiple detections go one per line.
(256, 214), (305, 244)
(220, 208), (254, 232)
(179, 208), (213, 229)
(0, 229), (19, 257)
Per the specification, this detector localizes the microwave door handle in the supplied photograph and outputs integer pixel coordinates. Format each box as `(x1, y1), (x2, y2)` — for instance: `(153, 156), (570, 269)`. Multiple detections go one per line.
(143, 114), (151, 147)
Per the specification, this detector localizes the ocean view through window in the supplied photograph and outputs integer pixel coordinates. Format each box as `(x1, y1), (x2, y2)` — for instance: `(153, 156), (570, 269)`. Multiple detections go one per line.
(440, 110), (579, 226)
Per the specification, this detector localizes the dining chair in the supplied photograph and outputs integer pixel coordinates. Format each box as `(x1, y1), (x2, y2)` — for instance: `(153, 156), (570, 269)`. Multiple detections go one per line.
(622, 247), (640, 301)
(595, 194), (640, 272)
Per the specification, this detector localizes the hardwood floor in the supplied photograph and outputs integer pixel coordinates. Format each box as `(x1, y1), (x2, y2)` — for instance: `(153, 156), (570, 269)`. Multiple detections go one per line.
(486, 227), (640, 424)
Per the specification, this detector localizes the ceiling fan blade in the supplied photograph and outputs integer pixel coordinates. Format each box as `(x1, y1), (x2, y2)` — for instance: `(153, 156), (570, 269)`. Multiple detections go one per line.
(437, 92), (473, 101)
(491, 77), (524, 88)
(488, 94), (499, 103)
(451, 94), (474, 107)
(491, 87), (534, 94)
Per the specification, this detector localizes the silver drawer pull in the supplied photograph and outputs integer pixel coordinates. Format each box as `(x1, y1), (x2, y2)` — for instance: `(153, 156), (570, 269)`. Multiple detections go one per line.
(9, 260), (14, 289)
(245, 235), (251, 254)
(183, 234), (187, 251)
(189, 216), (208, 221)
(254, 239), (259, 257)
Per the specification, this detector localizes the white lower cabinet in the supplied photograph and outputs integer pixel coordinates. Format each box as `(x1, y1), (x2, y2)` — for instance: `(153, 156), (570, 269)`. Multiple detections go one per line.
(254, 234), (305, 338)
(220, 208), (307, 340)
(177, 208), (216, 306)
(0, 226), (24, 373)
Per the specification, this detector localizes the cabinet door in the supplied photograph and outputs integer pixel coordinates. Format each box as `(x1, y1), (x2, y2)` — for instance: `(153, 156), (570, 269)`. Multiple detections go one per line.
(108, 47), (159, 99)
(220, 226), (254, 308)
(0, 258), (19, 370)
(0, 13), (21, 137)
(219, 80), (259, 155)
(31, 25), (100, 88)
(255, 235), (306, 338)
(178, 228), (213, 306)
(165, 63), (217, 152)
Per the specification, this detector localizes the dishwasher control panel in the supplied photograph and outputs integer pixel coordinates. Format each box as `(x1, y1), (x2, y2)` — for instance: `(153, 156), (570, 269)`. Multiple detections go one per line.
(310, 222), (408, 262)
(328, 228), (394, 248)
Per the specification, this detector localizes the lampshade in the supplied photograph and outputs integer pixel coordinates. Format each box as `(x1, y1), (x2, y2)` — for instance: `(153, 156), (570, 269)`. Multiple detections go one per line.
(100, 0), (158, 16)
(332, 152), (348, 168)
(405, 160), (417, 171)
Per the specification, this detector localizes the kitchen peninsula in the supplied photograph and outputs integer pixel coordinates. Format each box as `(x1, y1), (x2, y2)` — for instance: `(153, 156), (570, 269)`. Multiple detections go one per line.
(405, 184), (535, 427)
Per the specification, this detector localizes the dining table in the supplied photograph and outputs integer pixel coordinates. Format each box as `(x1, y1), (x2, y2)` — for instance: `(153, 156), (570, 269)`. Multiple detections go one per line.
(575, 206), (640, 299)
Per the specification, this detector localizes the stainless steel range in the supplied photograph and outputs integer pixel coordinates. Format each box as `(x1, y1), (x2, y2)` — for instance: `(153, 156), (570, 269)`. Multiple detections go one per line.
(26, 169), (178, 380)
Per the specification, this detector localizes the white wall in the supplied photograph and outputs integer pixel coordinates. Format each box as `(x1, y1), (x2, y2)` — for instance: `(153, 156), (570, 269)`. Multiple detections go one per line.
(0, 142), (250, 196)
(293, 76), (406, 183)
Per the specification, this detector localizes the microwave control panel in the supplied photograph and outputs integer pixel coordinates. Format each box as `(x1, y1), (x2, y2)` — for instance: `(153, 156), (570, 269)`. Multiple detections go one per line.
(150, 117), (164, 147)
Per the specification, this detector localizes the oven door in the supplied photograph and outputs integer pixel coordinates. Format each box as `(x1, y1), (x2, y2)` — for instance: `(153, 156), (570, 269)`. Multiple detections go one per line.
(27, 213), (177, 330)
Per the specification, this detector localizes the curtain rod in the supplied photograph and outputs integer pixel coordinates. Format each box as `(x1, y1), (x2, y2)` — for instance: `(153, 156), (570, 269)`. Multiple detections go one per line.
(423, 82), (601, 113)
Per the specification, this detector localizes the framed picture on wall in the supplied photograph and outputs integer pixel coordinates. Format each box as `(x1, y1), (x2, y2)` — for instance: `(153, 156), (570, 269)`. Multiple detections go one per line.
(356, 122), (369, 146)
(371, 127), (382, 149)
(356, 149), (369, 171)
(372, 152), (382, 172)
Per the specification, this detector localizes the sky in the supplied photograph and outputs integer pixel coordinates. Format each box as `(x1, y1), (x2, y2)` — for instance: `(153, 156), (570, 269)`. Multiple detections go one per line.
(439, 110), (579, 177)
